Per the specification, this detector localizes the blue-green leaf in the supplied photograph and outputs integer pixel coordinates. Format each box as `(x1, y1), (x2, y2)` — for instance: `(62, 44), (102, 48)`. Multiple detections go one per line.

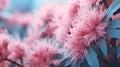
(74, 61), (80, 67)
(103, 0), (120, 22)
(58, 57), (72, 67)
(117, 45), (120, 58)
(85, 47), (99, 67)
(73, 59), (82, 67)
(107, 29), (120, 39)
(107, 20), (120, 29)
(64, 57), (72, 66)
(98, 38), (107, 56)
(53, 54), (63, 60)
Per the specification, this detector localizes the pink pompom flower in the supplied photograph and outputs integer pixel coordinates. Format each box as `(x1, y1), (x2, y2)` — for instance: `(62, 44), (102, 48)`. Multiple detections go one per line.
(26, 43), (60, 67)
(0, 29), (10, 62)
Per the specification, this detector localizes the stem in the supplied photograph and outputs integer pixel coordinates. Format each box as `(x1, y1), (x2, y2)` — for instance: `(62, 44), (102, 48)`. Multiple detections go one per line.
(4, 58), (24, 67)
(20, 58), (24, 66)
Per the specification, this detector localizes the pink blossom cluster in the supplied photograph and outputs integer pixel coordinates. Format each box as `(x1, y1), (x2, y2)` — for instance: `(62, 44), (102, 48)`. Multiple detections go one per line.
(0, 28), (61, 67)
(1, 0), (120, 67)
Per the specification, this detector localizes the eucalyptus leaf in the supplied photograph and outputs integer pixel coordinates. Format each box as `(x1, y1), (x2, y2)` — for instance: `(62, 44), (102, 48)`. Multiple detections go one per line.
(107, 29), (120, 39)
(53, 54), (63, 60)
(98, 38), (107, 56)
(58, 57), (72, 67)
(103, 0), (120, 22)
(85, 46), (99, 67)
(107, 20), (120, 29)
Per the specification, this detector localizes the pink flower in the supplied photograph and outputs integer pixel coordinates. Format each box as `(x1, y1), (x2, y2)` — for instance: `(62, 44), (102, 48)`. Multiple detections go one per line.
(75, 10), (107, 45)
(53, 5), (72, 43)
(0, 29), (10, 62)
(33, 3), (60, 38)
(65, 38), (88, 62)
(0, 0), (9, 10)
(66, 0), (80, 18)
(24, 28), (40, 44)
(0, 61), (10, 67)
(55, 27), (69, 43)
(64, 9), (107, 61)
(10, 12), (32, 26)
(26, 43), (60, 67)
(8, 41), (25, 59)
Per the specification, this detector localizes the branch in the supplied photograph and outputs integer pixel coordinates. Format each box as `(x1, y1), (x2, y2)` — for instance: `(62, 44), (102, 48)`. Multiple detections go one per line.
(4, 58), (24, 67)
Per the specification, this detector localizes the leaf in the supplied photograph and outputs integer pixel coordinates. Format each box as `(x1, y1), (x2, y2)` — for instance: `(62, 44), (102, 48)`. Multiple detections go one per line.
(107, 20), (120, 29)
(98, 38), (108, 56)
(64, 57), (72, 66)
(81, 63), (90, 67)
(107, 29), (120, 39)
(73, 59), (82, 67)
(58, 57), (72, 67)
(73, 61), (80, 67)
(53, 54), (63, 60)
(117, 45), (120, 58)
(85, 46), (99, 67)
(103, 0), (120, 22)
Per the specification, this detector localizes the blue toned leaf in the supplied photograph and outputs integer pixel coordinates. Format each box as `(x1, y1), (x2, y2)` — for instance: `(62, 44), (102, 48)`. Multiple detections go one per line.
(81, 63), (90, 67)
(103, 0), (120, 22)
(98, 38), (107, 56)
(64, 57), (72, 66)
(117, 45), (120, 58)
(53, 54), (63, 60)
(85, 47), (99, 67)
(74, 62), (80, 67)
(58, 57), (72, 67)
(73, 59), (83, 67)
(107, 29), (120, 39)
(107, 20), (120, 29)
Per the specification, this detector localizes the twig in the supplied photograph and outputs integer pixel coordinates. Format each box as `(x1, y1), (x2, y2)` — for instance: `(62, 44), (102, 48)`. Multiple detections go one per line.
(4, 58), (24, 67)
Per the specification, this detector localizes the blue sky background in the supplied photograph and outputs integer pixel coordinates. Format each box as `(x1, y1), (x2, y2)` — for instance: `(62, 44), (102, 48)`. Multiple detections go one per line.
(0, 0), (65, 39)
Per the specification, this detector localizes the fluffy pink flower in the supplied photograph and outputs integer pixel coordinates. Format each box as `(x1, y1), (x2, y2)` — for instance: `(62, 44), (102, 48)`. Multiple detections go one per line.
(66, 38), (88, 62)
(33, 3), (60, 38)
(66, 0), (80, 18)
(0, 0), (9, 10)
(24, 28), (40, 44)
(8, 40), (26, 59)
(55, 27), (69, 43)
(75, 10), (107, 45)
(26, 43), (60, 67)
(10, 12), (32, 26)
(0, 61), (10, 67)
(64, 9), (107, 61)
(54, 5), (73, 43)
(0, 29), (10, 62)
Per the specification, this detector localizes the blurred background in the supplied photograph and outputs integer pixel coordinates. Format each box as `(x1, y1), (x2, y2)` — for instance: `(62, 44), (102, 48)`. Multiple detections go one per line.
(0, 0), (65, 39)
